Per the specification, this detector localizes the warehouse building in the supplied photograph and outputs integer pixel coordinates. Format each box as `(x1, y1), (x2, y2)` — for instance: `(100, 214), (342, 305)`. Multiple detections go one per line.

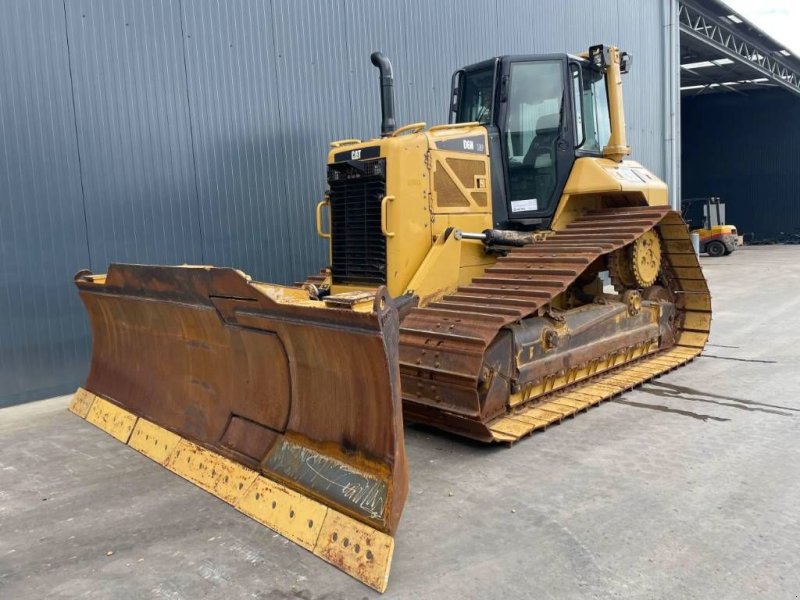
(679, 0), (800, 242)
(1, 0), (797, 406)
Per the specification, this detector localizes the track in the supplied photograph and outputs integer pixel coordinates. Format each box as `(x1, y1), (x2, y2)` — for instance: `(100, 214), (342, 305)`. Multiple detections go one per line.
(399, 205), (712, 442)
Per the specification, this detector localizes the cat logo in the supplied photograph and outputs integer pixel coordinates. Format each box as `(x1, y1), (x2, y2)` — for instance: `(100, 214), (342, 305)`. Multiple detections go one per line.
(351, 149), (362, 160)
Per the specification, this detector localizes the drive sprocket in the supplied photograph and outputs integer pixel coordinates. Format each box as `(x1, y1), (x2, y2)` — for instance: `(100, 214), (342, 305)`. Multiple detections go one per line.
(608, 229), (663, 291)
(631, 230), (662, 288)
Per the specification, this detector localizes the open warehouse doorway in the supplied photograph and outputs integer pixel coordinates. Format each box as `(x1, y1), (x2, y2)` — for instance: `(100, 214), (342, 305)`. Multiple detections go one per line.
(679, 0), (800, 244)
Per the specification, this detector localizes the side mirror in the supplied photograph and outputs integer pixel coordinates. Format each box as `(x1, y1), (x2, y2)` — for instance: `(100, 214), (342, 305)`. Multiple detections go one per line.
(449, 70), (464, 123)
(588, 44), (606, 69)
(620, 52), (632, 74)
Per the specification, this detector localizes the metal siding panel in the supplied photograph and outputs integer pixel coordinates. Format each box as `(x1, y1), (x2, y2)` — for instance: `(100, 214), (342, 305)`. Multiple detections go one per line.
(491, 0), (665, 177)
(269, 0), (353, 282)
(181, 0), (295, 282)
(395, 0), (450, 128)
(446, 0), (501, 71)
(617, 0), (665, 176)
(495, 0), (620, 56)
(64, 0), (202, 268)
(0, 0), (91, 405)
(342, 1), (417, 139)
(342, 0), (499, 141)
(1, 0), (670, 405)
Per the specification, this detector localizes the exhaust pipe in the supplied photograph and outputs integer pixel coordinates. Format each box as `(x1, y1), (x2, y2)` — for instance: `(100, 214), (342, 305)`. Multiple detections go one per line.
(370, 52), (396, 137)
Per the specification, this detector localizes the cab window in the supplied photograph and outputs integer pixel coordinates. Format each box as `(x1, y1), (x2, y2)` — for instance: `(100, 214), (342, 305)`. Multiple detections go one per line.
(456, 68), (494, 124)
(504, 60), (564, 213)
(572, 64), (611, 153)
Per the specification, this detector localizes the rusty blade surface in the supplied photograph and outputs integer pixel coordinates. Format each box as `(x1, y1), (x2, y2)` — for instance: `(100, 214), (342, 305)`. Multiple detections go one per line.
(75, 264), (407, 534)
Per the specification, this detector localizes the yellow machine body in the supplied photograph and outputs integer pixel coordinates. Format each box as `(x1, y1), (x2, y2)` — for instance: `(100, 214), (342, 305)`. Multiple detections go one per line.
(320, 130), (670, 304)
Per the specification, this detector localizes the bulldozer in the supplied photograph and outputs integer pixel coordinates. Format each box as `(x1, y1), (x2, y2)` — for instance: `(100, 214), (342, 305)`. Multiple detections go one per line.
(69, 45), (710, 592)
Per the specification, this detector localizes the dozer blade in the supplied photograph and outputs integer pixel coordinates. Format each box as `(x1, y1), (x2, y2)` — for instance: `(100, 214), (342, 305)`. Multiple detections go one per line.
(69, 264), (407, 592)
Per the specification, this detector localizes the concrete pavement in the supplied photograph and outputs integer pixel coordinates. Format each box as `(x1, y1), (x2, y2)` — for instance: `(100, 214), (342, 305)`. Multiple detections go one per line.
(1, 246), (799, 599)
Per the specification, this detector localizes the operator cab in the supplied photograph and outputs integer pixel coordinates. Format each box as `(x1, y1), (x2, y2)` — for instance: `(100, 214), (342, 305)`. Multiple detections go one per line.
(450, 46), (627, 229)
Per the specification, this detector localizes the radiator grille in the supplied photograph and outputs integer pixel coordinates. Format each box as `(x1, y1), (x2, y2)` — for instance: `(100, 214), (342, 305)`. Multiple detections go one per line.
(327, 159), (387, 285)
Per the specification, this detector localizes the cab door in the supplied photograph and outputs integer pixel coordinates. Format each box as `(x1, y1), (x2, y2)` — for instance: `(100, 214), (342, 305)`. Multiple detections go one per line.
(495, 56), (576, 224)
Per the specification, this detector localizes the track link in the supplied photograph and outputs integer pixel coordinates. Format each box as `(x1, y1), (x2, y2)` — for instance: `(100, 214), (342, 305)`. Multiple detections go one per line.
(399, 206), (712, 442)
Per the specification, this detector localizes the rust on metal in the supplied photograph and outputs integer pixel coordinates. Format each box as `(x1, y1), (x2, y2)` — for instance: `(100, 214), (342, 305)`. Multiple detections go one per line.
(75, 265), (408, 534)
(399, 206), (711, 442)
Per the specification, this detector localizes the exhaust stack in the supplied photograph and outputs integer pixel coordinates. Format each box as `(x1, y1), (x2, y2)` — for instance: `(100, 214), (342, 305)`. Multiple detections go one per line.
(370, 52), (396, 137)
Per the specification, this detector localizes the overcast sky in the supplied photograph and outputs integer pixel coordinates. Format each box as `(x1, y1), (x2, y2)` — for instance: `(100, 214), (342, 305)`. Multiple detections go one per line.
(723, 0), (800, 55)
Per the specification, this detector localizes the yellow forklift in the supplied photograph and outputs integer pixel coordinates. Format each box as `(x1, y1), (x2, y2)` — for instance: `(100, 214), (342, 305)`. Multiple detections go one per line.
(682, 196), (738, 256)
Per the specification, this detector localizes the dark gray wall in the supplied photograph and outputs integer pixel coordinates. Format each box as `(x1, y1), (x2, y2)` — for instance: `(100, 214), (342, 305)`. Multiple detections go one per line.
(682, 88), (800, 241)
(0, 0), (673, 406)
(1, 1), (91, 404)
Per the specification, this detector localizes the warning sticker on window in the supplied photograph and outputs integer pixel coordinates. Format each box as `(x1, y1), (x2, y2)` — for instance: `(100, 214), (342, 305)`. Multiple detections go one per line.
(510, 199), (538, 213)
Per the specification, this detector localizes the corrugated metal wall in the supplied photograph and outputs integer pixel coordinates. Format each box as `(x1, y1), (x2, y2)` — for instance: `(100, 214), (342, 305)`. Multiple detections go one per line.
(0, 0), (673, 406)
(0, 1), (91, 404)
(682, 89), (800, 240)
